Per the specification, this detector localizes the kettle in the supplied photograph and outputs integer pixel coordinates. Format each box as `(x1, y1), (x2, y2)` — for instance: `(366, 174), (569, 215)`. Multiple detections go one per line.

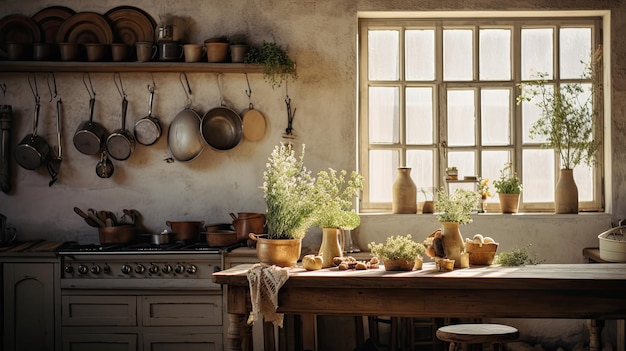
(0, 213), (16, 246)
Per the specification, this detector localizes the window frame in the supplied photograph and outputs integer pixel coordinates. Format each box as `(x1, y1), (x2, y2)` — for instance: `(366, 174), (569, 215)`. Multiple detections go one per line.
(358, 15), (605, 213)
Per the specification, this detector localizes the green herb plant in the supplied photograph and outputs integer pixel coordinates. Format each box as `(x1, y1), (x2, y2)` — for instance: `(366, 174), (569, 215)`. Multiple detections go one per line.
(492, 163), (523, 194)
(368, 234), (426, 261)
(262, 143), (317, 240)
(312, 169), (364, 230)
(435, 188), (480, 225)
(494, 245), (540, 266)
(245, 41), (297, 89)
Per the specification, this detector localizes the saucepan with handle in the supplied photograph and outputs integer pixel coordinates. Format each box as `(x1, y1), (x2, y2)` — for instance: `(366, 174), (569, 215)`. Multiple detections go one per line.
(73, 73), (107, 155)
(134, 81), (162, 146)
(15, 73), (50, 170)
(106, 73), (135, 161)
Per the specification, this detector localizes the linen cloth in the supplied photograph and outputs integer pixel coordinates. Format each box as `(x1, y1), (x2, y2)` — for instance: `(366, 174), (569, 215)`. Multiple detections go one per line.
(247, 263), (290, 327)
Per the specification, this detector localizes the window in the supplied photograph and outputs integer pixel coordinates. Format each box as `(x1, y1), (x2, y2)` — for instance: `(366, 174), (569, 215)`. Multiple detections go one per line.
(358, 16), (604, 213)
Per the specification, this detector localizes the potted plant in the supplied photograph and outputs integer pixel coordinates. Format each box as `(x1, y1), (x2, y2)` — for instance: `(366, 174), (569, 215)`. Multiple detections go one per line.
(368, 234), (426, 271)
(517, 48), (601, 213)
(254, 143), (318, 267)
(228, 34), (249, 63)
(492, 163), (522, 214)
(434, 188), (480, 267)
(419, 187), (435, 214)
(477, 178), (491, 213)
(312, 168), (364, 268)
(245, 41), (297, 89)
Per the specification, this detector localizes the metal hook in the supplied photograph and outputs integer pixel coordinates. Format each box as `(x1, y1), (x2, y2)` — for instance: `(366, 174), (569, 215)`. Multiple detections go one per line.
(244, 73), (253, 109)
(28, 73), (40, 104)
(83, 72), (95, 99)
(113, 72), (126, 99)
(179, 72), (192, 107)
(47, 72), (57, 102)
(0, 83), (7, 97)
(148, 73), (157, 92)
(284, 81), (296, 135)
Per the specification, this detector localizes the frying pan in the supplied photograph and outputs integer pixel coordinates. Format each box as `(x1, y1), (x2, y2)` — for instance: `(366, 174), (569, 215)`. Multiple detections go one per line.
(73, 74), (106, 155)
(201, 104), (242, 151)
(106, 97), (135, 160)
(134, 85), (161, 146)
(167, 73), (204, 162)
(15, 76), (50, 170)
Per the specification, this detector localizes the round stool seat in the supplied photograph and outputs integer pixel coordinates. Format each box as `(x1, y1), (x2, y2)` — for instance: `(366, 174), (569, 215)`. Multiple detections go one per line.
(437, 324), (519, 349)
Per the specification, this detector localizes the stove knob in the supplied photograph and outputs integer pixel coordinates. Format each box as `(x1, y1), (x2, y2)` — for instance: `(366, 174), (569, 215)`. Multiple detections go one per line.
(186, 264), (197, 274)
(77, 265), (89, 275)
(174, 264), (185, 274)
(135, 264), (145, 274)
(149, 264), (159, 274)
(121, 264), (132, 274)
(90, 265), (101, 274)
(103, 265), (111, 274)
(162, 264), (173, 274)
(65, 266), (74, 274)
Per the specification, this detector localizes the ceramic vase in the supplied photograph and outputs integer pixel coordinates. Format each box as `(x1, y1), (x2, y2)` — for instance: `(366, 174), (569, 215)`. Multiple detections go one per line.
(318, 227), (344, 268)
(440, 221), (465, 268)
(555, 169), (578, 214)
(392, 167), (417, 214)
(498, 194), (519, 213)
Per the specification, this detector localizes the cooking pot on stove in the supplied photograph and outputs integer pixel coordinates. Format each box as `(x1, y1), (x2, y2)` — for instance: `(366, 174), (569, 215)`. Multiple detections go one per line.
(166, 221), (204, 242)
(142, 231), (174, 245)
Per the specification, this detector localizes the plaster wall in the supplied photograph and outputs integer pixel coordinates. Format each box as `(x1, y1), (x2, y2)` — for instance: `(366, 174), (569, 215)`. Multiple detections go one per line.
(0, 0), (624, 348)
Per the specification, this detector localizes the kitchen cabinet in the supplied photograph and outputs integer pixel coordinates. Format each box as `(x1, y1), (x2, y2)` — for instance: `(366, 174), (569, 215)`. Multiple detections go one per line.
(0, 61), (265, 74)
(2, 256), (61, 351)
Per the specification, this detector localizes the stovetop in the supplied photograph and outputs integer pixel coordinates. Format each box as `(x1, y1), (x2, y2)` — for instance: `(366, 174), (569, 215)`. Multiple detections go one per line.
(58, 241), (244, 255)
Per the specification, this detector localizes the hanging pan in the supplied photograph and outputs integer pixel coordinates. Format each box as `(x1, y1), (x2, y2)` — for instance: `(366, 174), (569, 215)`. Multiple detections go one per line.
(106, 73), (135, 161)
(15, 74), (50, 170)
(240, 73), (266, 142)
(73, 73), (107, 155)
(134, 78), (161, 146)
(200, 74), (242, 151)
(167, 72), (204, 162)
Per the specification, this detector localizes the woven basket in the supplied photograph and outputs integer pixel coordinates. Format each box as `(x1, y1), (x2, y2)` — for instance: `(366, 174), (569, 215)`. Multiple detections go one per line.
(465, 242), (498, 265)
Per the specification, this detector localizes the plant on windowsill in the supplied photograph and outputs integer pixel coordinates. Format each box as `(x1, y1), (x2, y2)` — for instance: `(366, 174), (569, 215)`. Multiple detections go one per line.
(419, 187), (435, 214)
(245, 41), (297, 89)
(368, 234), (426, 271)
(492, 163), (522, 214)
(516, 46), (602, 213)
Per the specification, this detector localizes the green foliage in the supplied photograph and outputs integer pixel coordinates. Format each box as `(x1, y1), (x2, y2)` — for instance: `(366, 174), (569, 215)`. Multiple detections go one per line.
(312, 169), (364, 230)
(494, 245), (540, 266)
(492, 163), (523, 194)
(262, 143), (317, 239)
(516, 49), (602, 170)
(435, 188), (480, 225)
(245, 41), (297, 89)
(368, 234), (426, 261)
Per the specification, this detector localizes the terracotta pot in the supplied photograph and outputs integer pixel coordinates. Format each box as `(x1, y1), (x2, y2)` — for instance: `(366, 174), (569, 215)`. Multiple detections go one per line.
(421, 200), (435, 214)
(205, 42), (228, 63)
(555, 169), (578, 214)
(383, 258), (414, 271)
(249, 233), (302, 267)
(498, 193), (519, 214)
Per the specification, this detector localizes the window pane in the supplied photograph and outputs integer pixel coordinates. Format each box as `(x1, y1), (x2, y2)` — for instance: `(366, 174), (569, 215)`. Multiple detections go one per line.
(443, 29), (473, 81)
(369, 87), (399, 143)
(447, 90), (475, 146)
(560, 27), (591, 79)
(479, 29), (511, 80)
(407, 150), (434, 193)
(523, 149), (555, 202)
(481, 151), (511, 203)
(369, 150), (399, 202)
(369, 30), (399, 81)
(481, 89), (511, 145)
(448, 151), (475, 179)
(521, 28), (554, 80)
(574, 164), (594, 202)
(521, 84), (553, 144)
(406, 29), (435, 81)
(406, 87), (433, 144)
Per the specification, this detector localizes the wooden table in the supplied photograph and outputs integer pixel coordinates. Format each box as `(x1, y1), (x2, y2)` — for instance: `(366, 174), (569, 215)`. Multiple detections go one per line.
(213, 263), (626, 351)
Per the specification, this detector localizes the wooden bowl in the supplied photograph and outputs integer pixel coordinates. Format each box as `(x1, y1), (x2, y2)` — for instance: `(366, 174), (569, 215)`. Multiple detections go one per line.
(465, 242), (498, 265)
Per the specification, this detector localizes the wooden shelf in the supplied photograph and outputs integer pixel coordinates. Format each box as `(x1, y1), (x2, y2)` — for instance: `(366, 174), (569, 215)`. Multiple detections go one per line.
(0, 61), (265, 74)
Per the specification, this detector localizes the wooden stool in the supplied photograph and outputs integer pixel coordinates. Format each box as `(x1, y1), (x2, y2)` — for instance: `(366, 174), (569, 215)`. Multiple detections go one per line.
(436, 324), (519, 351)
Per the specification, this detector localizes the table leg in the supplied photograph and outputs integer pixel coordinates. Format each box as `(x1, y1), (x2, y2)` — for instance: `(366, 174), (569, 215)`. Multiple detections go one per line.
(227, 313), (252, 351)
(587, 319), (605, 351)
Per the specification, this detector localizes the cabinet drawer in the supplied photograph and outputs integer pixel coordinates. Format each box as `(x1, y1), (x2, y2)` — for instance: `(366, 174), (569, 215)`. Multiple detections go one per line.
(62, 296), (137, 326)
(63, 333), (137, 351)
(143, 332), (222, 351)
(142, 295), (222, 326)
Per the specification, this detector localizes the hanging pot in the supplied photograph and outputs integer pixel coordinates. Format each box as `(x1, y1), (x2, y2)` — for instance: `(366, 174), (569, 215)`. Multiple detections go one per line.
(15, 100), (50, 170)
(73, 97), (107, 155)
(168, 106), (204, 162)
(0, 105), (12, 193)
(200, 104), (242, 151)
(106, 97), (135, 161)
(134, 86), (162, 146)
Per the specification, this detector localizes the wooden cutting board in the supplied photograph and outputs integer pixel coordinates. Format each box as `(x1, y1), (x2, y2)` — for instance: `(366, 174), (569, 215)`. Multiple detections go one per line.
(29, 240), (66, 252)
(2, 240), (43, 252)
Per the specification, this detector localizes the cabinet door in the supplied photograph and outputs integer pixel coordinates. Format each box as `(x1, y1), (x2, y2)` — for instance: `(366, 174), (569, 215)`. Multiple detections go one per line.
(3, 263), (55, 351)
(62, 296), (137, 326)
(63, 333), (137, 351)
(143, 332), (222, 351)
(142, 295), (222, 326)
